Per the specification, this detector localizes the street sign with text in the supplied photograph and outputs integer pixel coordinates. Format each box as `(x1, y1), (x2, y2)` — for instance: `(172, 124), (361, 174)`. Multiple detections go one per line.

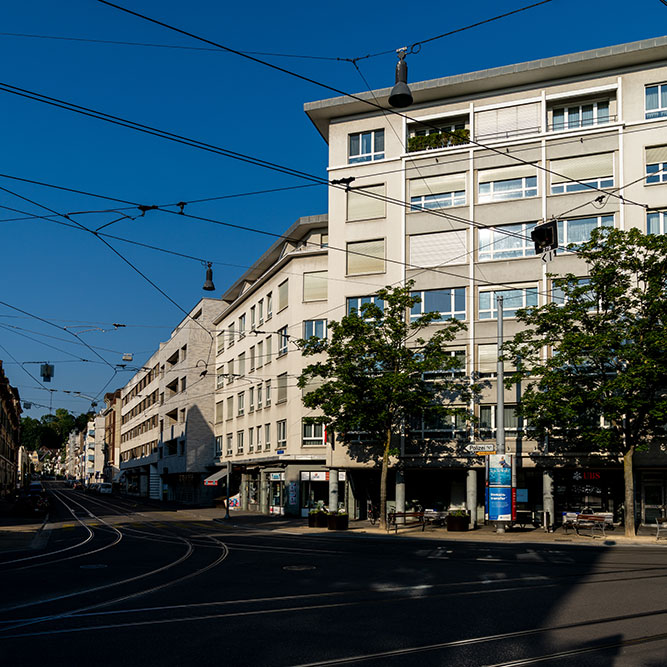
(466, 444), (496, 455)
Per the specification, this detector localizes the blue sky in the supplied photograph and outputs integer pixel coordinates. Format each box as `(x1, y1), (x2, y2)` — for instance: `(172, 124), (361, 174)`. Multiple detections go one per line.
(1, 0), (665, 418)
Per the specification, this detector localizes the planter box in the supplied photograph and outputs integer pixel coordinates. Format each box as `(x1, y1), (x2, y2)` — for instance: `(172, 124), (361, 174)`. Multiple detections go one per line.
(309, 512), (328, 528)
(327, 514), (349, 530)
(446, 515), (470, 532)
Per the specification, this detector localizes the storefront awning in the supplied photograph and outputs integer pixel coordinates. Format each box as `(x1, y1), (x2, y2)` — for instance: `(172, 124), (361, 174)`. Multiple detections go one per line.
(204, 468), (229, 486)
(112, 471), (125, 483)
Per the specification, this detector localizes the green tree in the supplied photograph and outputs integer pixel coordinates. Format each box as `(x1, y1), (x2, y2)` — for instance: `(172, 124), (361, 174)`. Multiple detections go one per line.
(20, 408), (93, 451)
(504, 228), (667, 536)
(298, 282), (478, 530)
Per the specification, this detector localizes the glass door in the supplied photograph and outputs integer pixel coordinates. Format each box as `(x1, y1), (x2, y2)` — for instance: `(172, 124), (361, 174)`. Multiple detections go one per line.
(642, 474), (666, 524)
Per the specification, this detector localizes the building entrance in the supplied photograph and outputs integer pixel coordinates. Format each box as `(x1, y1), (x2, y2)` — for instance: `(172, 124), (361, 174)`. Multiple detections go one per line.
(642, 472), (666, 525)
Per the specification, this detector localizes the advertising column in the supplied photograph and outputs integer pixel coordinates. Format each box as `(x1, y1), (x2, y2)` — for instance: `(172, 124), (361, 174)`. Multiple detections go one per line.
(487, 454), (515, 522)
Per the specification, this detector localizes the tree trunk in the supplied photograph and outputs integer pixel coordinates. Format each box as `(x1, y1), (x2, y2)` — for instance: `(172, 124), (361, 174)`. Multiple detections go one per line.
(378, 429), (391, 531)
(623, 445), (636, 537)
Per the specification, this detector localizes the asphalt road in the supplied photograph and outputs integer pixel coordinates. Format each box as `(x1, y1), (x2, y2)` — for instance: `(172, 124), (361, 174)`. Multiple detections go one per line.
(1, 483), (666, 666)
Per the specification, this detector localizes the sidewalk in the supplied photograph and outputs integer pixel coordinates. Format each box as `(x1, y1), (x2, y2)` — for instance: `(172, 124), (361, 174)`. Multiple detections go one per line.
(0, 514), (49, 554)
(182, 508), (667, 548)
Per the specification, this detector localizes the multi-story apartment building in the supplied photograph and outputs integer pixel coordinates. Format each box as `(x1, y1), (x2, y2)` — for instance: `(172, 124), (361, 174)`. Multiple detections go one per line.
(84, 414), (105, 485)
(0, 361), (21, 498)
(301, 36), (667, 527)
(119, 298), (219, 504)
(211, 215), (339, 516)
(102, 389), (122, 483)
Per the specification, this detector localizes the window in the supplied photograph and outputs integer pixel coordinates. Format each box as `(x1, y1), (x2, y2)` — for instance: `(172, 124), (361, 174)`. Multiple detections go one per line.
(277, 420), (287, 448)
(228, 322), (235, 347)
(478, 222), (535, 261)
(410, 288), (466, 322)
(347, 239), (385, 275)
(256, 425), (262, 451)
(250, 306), (256, 329)
(558, 215), (613, 251)
(257, 383), (263, 409)
(479, 287), (538, 319)
(238, 352), (246, 377)
(321, 234), (328, 248)
(303, 319), (327, 339)
(238, 314), (246, 339)
(226, 434), (233, 456)
(265, 335), (272, 364)
(645, 146), (667, 184)
(277, 326), (289, 356)
(647, 211), (667, 235)
(236, 430), (244, 454)
(347, 184), (386, 221)
(302, 421), (325, 447)
(258, 299), (264, 324)
(250, 346), (256, 372)
(409, 411), (467, 441)
(278, 280), (288, 311)
(551, 277), (594, 308)
(347, 295), (384, 317)
(410, 230), (467, 267)
(227, 358), (234, 384)
(215, 400), (224, 424)
(264, 423), (271, 450)
(237, 392), (245, 416)
(475, 103), (540, 140)
(408, 118), (468, 150)
(552, 100), (610, 131)
(479, 405), (523, 437)
(180, 377), (186, 392)
(248, 427), (254, 453)
(303, 271), (328, 301)
(249, 387), (254, 412)
(266, 292), (273, 319)
(216, 333), (225, 355)
(645, 84), (667, 119)
(257, 340), (264, 368)
(550, 154), (613, 194)
(226, 396), (233, 420)
(265, 380), (272, 406)
(478, 166), (537, 202)
(477, 344), (518, 377)
(215, 435), (223, 457)
(409, 173), (466, 211)
(349, 129), (384, 163)
(216, 365), (225, 389)
(277, 373), (288, 404)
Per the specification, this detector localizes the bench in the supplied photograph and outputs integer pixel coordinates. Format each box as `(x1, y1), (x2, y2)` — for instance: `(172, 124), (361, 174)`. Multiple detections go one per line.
(563, 513), (609, 538)
(656, 518), (667, 541)
(387, 511), (425, 533)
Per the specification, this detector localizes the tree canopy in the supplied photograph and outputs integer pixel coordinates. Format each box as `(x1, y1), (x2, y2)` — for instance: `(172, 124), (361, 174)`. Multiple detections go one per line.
(20, 408), (94, 451)
(298, 282), (477, 528)
(504, 227), (667, 535)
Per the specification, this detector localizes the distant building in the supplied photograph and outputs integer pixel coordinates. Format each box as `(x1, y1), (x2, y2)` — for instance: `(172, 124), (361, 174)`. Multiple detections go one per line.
(103, 390), (122, 483)
(0, 360), (21, 496)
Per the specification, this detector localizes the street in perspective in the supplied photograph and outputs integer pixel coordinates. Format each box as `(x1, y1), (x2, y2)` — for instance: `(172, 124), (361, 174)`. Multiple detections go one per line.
(2, 2), (667, 665)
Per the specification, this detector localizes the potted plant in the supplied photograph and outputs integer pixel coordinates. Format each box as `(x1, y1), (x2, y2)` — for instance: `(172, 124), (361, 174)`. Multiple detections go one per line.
(446, 509), (470, 532)
(327, 510), (349, 531)
(308, 501), (328, 527)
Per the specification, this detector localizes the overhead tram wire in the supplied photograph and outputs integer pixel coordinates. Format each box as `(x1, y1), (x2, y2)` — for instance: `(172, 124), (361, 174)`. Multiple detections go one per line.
(0, 185), (214, 342)
(95, 0), (647, 210)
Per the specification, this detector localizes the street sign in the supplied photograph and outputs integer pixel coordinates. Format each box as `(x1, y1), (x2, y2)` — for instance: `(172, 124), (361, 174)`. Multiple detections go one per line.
(466, 444), (496, 455)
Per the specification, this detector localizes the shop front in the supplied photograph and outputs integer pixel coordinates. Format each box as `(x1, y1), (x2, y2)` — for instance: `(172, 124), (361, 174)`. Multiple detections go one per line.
(640, 471), (667, 525)
(269, 472), (285, 515)
(554, 468), (624, 522)
(299, 470), (346, 517)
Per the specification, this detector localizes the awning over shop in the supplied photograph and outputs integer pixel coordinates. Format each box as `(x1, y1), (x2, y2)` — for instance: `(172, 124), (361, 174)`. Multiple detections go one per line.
(112, 471), (125, 483)
(204, 468), (229, 487)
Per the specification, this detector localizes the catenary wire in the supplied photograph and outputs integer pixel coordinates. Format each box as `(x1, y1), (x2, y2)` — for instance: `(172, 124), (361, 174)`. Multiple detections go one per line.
(94, 0), (646, 209)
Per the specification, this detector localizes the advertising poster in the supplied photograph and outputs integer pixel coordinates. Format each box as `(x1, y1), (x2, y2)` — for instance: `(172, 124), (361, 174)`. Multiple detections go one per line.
(488, 455), (512, 485)
(489, 488), (512, 521)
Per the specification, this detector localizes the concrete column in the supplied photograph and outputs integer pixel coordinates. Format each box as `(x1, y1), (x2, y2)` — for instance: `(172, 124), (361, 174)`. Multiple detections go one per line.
(328, 469), (339, 511)
(259, 472), (269, 515)
(240, 473), (249, 511)
(542, 469), (554, 532)
(466, 468), (477, 529)
(395, 467), (406, 525)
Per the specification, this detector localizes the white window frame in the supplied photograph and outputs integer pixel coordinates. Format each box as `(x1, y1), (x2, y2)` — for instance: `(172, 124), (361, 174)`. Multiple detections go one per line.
(266, 292), (273, 319)
(264, 423), (271, 451)
(248, 386), (254, 412)
(303, 319), (327, 339)
(257, 383), (263, 409)
(236, 430), (244, 454)
(349, 129), (385, 164)
(346, 239), (385, 275)
(478, 222), (536, 261)
(226, 433), (233, 456)
(410, 288), (466, 322)
(551, 100), (611, 131)
(647, 211), (667, 235)
(237, 392), (245, 416)
(238, 314), (246, 339)
(479, 405), (523, 436)
(645, 83), (667, 120)
(257, 340), (264, 368)
(248, 427), (254, 453)
(478, 175), (537, 203)
(214, 435), (223, 457)
(265, 380), (272, 406)
(557, 215), (614, 252)
(258, 299), (264, 324)
(478, 286), (538, 320)
(278, 326), (289, 357)
(256, 425), (262, 451)
(228, 323), (235, 348)
(302, 421), (325, 447)
(277, 420), (287, 449)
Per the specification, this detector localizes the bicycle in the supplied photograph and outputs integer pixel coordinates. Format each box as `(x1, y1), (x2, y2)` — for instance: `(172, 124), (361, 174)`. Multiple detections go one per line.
(367, 500), (379, 525)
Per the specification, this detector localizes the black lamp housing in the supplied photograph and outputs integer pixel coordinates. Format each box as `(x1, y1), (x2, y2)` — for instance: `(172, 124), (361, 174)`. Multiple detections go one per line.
(202, 262), (215, 291)
(531, 220), (559, 255)
(388, 51), (413, 108)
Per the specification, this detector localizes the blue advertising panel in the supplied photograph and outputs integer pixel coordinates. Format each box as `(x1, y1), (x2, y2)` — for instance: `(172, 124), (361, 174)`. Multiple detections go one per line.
(489, 487), (512, 521)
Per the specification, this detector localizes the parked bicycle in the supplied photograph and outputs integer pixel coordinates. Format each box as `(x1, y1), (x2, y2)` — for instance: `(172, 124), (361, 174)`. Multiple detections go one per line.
(366, 500), (379, 525)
